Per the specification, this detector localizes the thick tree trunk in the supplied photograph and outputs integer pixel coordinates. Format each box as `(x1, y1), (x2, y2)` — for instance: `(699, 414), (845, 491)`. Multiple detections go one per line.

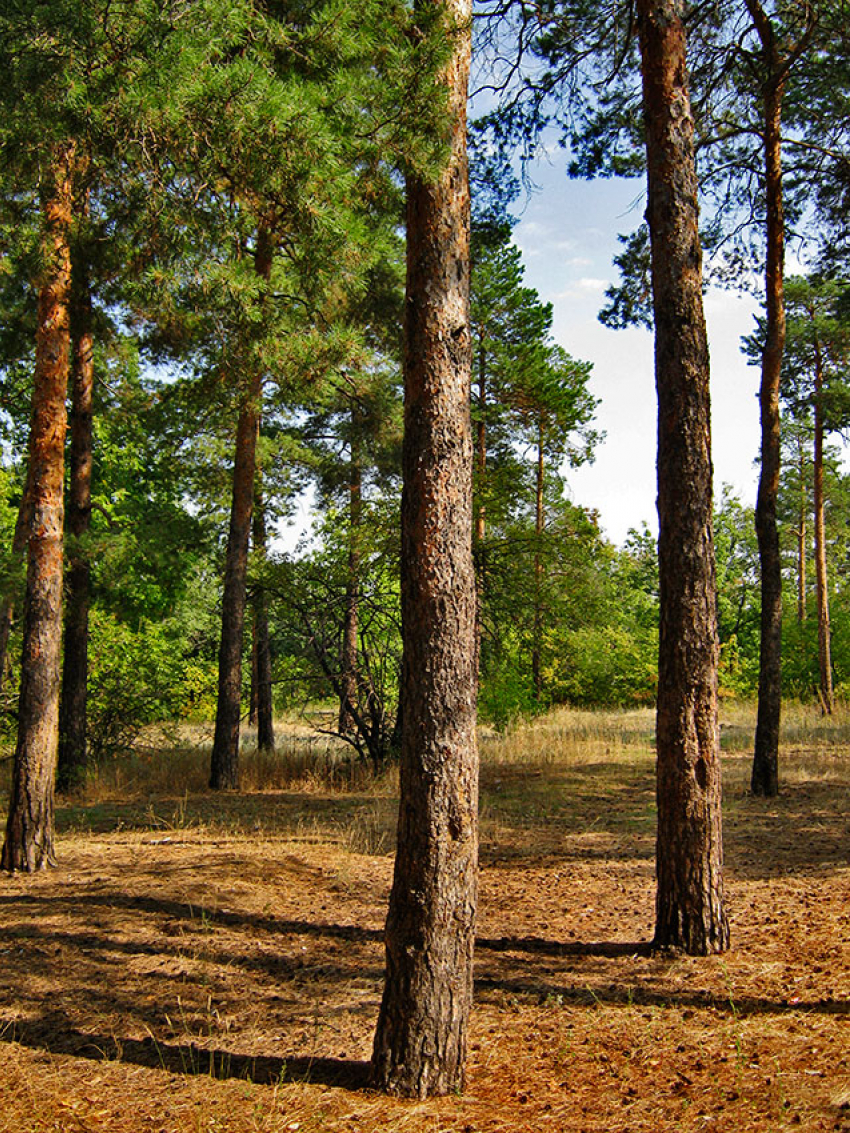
(813, 345), (833, 714)
(338, 427), (361, 735)
(371, 0), (478, 1097)
(751, 9), (785, 797)
(532, 421), (544, 701)
(2, 144), (74, 872)
(209, 228), (272, 790)
(637, 0), (729, 954)
(252, 478), (275, 752)
(57, 247), (94, 793)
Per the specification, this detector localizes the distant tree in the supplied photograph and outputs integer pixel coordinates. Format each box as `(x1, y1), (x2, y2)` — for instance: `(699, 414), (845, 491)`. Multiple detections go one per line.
(779, 275), (850, 712)
(371, 0), (478, 1096)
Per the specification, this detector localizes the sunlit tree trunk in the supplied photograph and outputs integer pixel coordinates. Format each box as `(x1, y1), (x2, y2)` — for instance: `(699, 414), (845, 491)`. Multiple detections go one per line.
(2, 143), (74, 871)
(637, 0), (729, 954)
(371, 0), (478, 1097)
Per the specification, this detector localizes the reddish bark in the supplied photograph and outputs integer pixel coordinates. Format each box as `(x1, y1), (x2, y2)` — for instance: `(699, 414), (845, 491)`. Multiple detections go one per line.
(2, 143), (74, 872)
(371, 0), (478, 1097)
(637, 0), (729, 954)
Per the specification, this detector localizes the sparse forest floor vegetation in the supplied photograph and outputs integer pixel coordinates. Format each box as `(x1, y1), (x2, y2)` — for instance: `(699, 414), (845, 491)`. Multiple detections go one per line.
(0, 705), (847, 1132)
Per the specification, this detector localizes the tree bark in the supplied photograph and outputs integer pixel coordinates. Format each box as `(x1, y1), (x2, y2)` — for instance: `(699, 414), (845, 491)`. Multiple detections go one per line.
(209, 227), (272, 790)
(338, 423), (362, 735)
(532, 420), (544, 701)
(797, 433), (806, 625)
(812, 339), (833, 714)
(637, 0), (729, 954)
(252, 476), (275, 752)
(750, 1), (785, 798)
(2, 143), (74, 872)
(57, 241), (94, 793)
(371, 0), (478, 1097)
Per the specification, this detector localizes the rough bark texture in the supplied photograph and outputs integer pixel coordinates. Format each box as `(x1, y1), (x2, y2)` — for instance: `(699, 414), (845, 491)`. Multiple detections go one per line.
(252, 480), (275, 752)
(751, 2), (785, 798)
(637, 0), (729, 955)
(209, 229), (272, 790)
(371, 0), (478, 1097)
(57, 250), (94, 793)
(2, 144), (74, 872)
(813, 345), (833, 714)
(338, 427), (361, 736)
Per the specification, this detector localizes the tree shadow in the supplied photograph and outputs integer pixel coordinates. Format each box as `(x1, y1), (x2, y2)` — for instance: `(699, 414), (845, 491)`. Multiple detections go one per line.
(0, 1012), (371, 1088)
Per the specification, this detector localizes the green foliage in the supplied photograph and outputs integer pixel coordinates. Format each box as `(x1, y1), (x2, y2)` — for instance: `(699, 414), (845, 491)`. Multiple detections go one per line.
(85, 609), (203, 762)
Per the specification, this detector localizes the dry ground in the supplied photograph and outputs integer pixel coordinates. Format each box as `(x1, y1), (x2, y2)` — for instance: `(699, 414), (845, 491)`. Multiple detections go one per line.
(0, 704), (848, 1132)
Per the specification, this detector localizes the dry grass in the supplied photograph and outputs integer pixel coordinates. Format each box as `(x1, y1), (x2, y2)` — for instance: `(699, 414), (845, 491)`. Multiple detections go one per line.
(0, 704), (848, 1132)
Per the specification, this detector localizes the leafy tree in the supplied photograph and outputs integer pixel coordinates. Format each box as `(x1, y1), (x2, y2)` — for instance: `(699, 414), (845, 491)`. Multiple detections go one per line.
(779, 275), (850, 711)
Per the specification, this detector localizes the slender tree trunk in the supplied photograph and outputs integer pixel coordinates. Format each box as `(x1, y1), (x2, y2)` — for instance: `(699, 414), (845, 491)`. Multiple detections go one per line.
(750, 4), (785, 798)
(2, 143), (74, 872)
(532, 420), (544, 701)
(475, 327), (487, 548)
(371, 0), (478, 1096)
(797, 434), (806, 625)
(637, 0), (729, 954)
(338, 424), (362, 735)
(57, 243), (94, 793)
(813, 341), (833, 714)
(252, 476), (275, 752)
(248, 629), (259, 726)
(209, 227), (272, 790)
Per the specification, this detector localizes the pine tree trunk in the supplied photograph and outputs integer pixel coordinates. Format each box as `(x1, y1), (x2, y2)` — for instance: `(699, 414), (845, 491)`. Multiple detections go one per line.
(338, 426), (361, 735)
(813, 345), (833, 714)
(637, 0), (729, 955)
(252, 478), (275, 752)
(371, 0), (478, 1096)
(57, 244), (94, 793)
(209, 228), (272, 790)
(797, 435), (806, 625)
(532, 421), (544, 701)
(751, 11), (785, 798)
(2, 143), (74, 872)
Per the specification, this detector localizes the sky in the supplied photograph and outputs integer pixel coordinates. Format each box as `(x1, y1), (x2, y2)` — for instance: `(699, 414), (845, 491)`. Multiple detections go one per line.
(510, 160), (763, 547)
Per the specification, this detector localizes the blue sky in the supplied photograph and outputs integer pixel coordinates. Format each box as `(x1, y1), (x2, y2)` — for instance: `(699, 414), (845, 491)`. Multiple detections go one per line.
(510, 159), (763, 546)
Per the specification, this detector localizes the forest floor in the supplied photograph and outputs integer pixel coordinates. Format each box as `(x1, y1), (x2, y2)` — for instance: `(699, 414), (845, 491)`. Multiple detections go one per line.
(0, 703), (848, 1132)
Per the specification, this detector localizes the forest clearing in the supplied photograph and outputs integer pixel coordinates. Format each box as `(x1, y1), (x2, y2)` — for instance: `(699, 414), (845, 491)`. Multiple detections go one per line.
(0, 703), (847, 1133)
